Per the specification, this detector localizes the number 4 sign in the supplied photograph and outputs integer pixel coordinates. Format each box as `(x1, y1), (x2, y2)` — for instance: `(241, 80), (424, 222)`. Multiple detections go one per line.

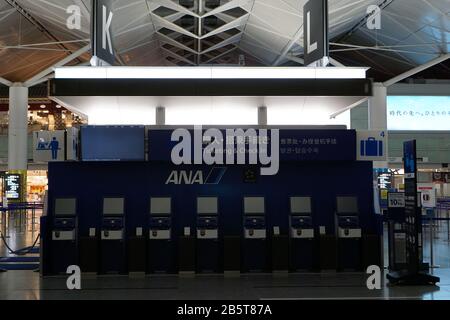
(357, 130), (387, 161)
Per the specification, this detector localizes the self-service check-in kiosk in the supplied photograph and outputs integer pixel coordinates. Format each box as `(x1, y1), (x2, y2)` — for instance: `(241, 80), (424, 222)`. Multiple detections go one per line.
(100, 198), (126, 274)
(196, 197), (220, 273)
(335, 196), (362, 271)
(242, 197), (268, 272)
(148, 197), (175, 273)
(289, 197), (316, 271)
(51, 198), (78, 274)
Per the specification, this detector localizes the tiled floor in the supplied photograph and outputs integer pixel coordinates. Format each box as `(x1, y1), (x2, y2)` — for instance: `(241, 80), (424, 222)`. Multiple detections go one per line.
(1, 215), (450, 300)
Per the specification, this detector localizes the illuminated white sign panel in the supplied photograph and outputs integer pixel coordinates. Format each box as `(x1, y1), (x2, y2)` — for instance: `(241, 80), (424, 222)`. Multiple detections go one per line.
(55, 66), (367, 80)
(387, 96), (450, 131)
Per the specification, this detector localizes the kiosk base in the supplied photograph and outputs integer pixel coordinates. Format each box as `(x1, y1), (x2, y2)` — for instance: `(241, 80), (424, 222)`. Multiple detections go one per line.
(79, 237), (98, 273)
(148, 240), (175, 274)
(179, 236), (195, 273)
(387, 270), (440, 286)
(242, 239), (267, 273)
(196, 240), (220, 273)
(50, 241), (78, 275)
(224, 236), (240, 272)
(128, 237), (146, 273)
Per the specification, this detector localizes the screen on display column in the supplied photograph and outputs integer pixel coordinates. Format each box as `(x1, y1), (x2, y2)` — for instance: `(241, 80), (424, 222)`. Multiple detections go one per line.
(81, 126), (145, 161)
(387, 96), (450, 130)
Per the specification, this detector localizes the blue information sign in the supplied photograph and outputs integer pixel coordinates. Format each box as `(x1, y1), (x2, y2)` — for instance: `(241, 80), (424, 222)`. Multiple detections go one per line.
(148, 129), (356, 163)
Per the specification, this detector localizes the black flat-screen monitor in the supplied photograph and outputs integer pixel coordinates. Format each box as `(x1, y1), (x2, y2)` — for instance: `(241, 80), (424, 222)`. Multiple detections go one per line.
(244, 197), (265, 216)
(336, 196), (358, 214)
(81, 126), (145, 161)
(54, 198), (77, 216)
(150, 197), (172, 216)
(103, 198), (125, 216)
(197, 197), (218, 216)
(290, 197), (312, 214)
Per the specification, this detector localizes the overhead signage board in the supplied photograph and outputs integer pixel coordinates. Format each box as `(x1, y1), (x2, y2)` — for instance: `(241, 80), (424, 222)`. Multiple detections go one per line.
(91, 0), (115, 66)
(303, 0), (329, 66)
(387, 96), (450, 131)
(33, 131), (66, 162)
(357, 130), (387, 161)
(5, 174), (21, 200)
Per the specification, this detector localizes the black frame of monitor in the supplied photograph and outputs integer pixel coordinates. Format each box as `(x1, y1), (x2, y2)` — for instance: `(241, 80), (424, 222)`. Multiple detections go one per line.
(54, 197), (77, 217)
(197, 196), (219, 217)
(290, 196), (313, 216)
(150, 197), (172, 217)
(243, 196), (266, 216)
(102, 197), (125, 216)
(336, 196), (359, 215)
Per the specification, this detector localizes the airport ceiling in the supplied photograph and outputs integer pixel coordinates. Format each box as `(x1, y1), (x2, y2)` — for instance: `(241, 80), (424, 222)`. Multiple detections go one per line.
(0, 0), (449, 84)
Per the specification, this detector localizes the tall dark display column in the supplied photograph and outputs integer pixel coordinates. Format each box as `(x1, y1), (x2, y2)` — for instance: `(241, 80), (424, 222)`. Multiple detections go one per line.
(387, 140), (439, 285)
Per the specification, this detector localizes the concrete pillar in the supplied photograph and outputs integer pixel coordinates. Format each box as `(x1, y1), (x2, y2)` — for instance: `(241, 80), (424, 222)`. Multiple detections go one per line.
(8, 84), (29, 171)
(258, 106), (268, 126)
(368, 83), (387, 131)
(54, 109), (64, 130)
(156, 107), (166, 126)
(368, 82), (388, 168)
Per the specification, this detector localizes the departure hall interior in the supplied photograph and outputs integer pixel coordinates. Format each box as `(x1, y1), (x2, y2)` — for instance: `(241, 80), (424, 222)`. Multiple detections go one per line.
(0, 0), (450, 308)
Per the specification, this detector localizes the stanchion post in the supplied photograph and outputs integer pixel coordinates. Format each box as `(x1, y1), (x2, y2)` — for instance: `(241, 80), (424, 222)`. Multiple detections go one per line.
(447, 207), (450, 242)
(6, 210), (10, 238)
(429, 209), (440, 269)
(1, 211), (6, 238)
(32, 205), (35, 233)
(430, 215), (434, 268)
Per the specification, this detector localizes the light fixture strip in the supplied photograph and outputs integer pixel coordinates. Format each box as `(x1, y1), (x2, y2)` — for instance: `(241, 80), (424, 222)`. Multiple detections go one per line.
(55, 66), (368, 80)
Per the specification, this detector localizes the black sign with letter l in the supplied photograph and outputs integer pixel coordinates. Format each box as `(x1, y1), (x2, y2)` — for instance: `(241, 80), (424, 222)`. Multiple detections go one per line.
(91, 0), (115, 66)
(303, 0), (329, 66)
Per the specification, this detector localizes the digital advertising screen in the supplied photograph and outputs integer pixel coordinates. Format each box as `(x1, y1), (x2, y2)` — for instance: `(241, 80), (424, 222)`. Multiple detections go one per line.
(5, 174), (21, 200)
(387, 96), (450, 131)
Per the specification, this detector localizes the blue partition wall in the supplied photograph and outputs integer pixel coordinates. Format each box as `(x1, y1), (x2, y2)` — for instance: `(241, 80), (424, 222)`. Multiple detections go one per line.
(41, 128), (382, 275)
(44, 162), (378, 239)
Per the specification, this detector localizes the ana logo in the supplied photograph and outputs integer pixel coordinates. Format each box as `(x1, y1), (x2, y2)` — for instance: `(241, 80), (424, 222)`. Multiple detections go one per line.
(166, 170), (204, 185)
(165, 167), (227, 185)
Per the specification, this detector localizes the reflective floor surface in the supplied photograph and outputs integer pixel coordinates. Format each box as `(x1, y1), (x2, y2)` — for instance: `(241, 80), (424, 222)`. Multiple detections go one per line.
(0, 269), (448, 300)
(1, 214), (450, 300)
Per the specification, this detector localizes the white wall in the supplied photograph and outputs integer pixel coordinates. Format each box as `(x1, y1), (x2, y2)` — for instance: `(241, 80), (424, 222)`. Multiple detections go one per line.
(56, 95), (358, 127)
